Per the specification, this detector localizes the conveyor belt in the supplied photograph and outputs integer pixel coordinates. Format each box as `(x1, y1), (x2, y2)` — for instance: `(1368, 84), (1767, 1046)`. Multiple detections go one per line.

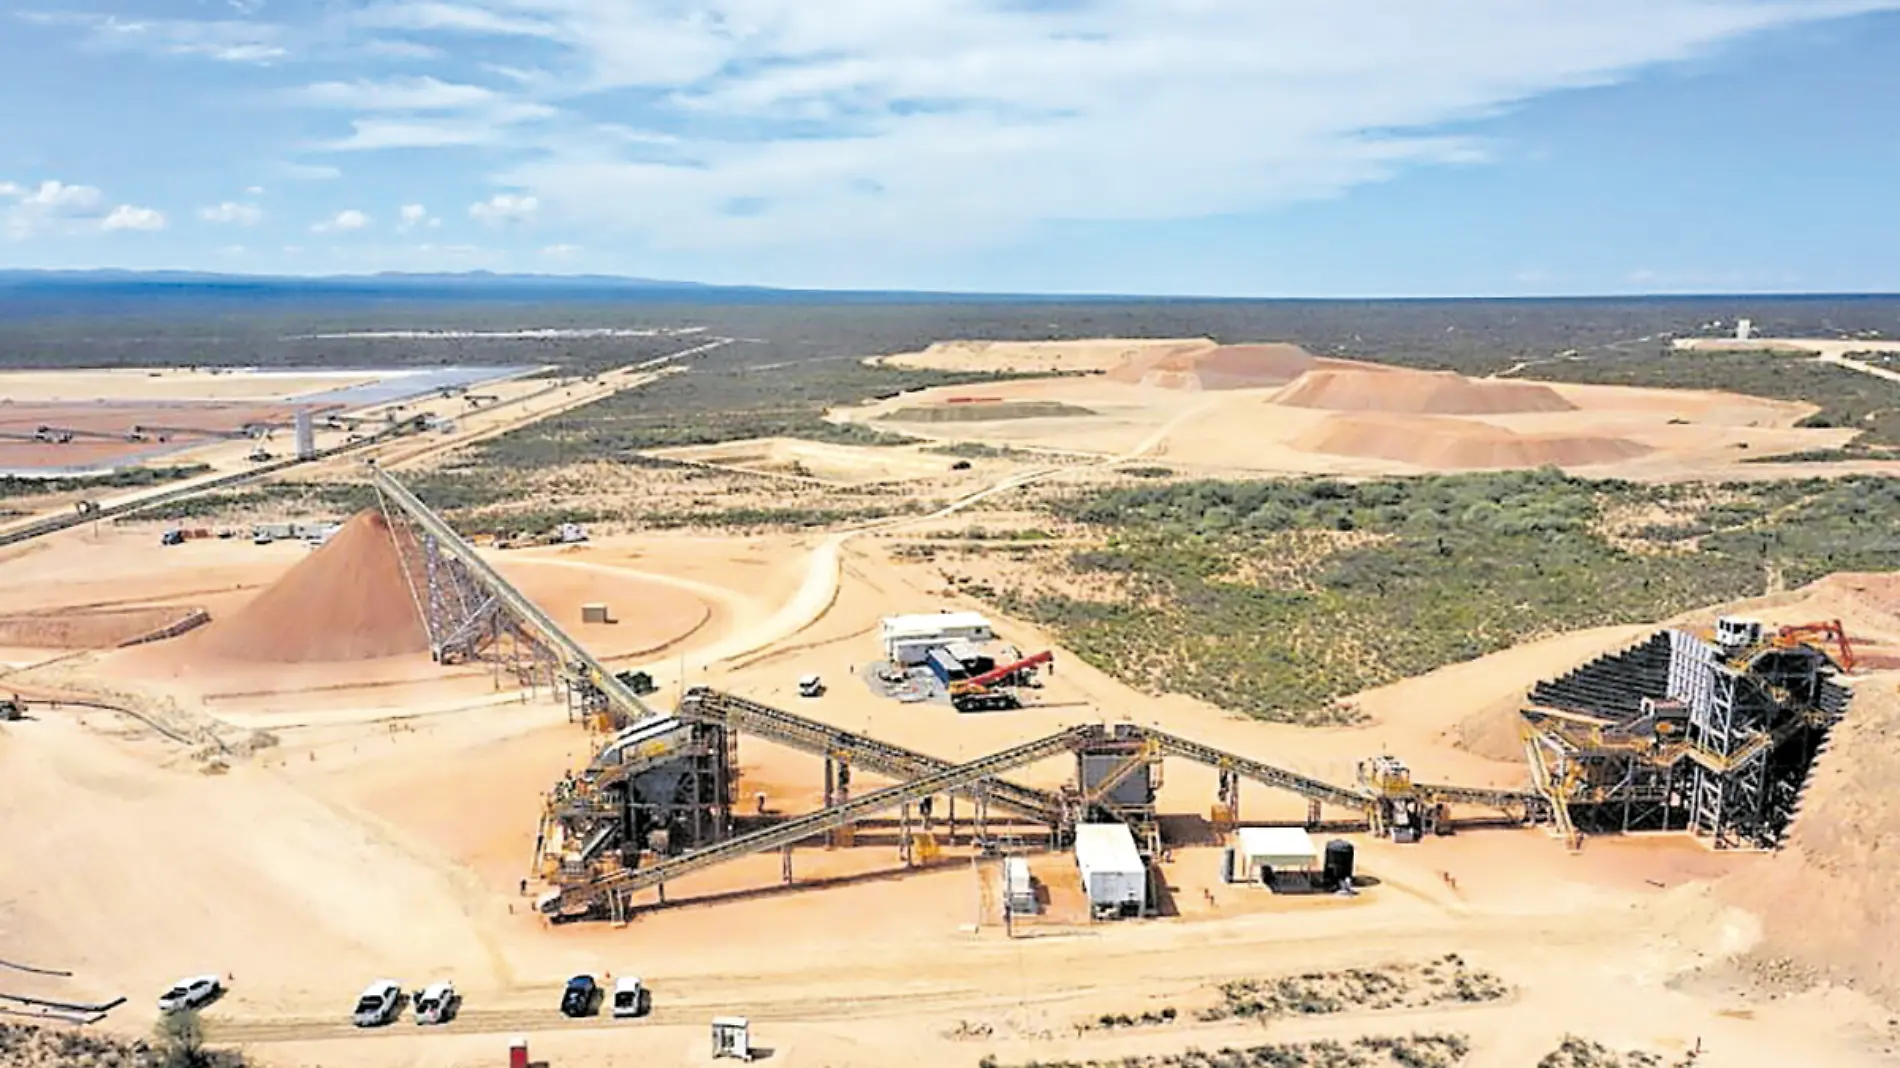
(681, 688), (1061, 823)
(1144, 728), (1374, 811)
(368, 464), (662, 725)
(548, 725), (1097, 913)
(1413, 781), (1547, 813)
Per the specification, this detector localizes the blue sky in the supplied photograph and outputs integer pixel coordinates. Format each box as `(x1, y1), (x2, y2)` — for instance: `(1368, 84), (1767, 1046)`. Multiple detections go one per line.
(2, 1), (1897, 296)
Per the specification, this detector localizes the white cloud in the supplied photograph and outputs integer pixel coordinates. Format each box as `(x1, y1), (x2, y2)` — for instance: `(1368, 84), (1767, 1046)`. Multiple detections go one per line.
(331, 0), (1893, 252)
(101, 205), (167, 232)
(278, 162), (341, 181)
(297, 75), (497, 110)
(19, 11), (287, 64)
(244, 185), (266, 196)
(3, 179), (107, 239)
(540, 243), (582, 259)
(15, 180), (103, 212)
(312, 208), (371, 233)
(200, 201), (264, 225)
(359, 38), (445, 60)
(397, 203), (441, 232)
(469, 192), (538, 226)
(320, 101), (556, 151)
(349, 3), (560, 40)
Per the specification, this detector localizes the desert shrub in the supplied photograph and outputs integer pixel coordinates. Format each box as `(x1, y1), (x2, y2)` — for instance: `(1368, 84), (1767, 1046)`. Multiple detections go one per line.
(0, 463), (211, 501)
(979, 472), (1900, 722)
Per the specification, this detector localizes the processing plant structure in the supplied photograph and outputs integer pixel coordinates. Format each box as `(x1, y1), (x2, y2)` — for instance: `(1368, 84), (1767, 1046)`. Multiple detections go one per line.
(1521, 615), (1854, 850)
(362, 465), (1858, 924)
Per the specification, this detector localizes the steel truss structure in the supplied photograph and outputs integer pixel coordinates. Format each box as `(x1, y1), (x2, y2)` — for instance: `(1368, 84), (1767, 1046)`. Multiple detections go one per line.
(539, 689), (1550, 919)
(1521, 622), (1851, 851)
(367, 463), (662, 726)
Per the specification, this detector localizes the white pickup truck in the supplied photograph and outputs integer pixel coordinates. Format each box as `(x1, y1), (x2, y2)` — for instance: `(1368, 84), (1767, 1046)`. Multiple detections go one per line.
(611, 976), (646, 1018)
(413, 980), (458, 1025)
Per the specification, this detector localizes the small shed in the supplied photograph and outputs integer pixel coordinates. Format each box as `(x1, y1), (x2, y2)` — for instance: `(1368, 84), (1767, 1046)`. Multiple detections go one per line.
(1004, 856), (1037, 915)
(1233, 827), (1317, 884)
(712, 1016), (751, 1061)
(582, 602), (615, 624)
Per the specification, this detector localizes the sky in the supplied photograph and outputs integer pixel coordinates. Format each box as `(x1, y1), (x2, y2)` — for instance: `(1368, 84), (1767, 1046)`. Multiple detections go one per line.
(1, 0), (1898, 296)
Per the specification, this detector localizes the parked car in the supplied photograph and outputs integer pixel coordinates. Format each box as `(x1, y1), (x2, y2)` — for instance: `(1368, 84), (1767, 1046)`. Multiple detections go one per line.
(610, 976), (646, 1018)
(351, 980), (403, 1027)
(560, 975), (599, 1018)
(797, 674), (825, 698)
(413, 981), (457, 1025)
(157, 975), (221, 1014)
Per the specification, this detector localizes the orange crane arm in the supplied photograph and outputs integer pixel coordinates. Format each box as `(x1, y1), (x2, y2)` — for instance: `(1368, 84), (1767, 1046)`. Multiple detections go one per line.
(1775, 619), (1856, 671)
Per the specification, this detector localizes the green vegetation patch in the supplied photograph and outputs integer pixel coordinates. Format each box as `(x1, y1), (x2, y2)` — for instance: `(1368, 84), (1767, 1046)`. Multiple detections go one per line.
(0, 463), (211, 501)
(882, 400), (1096, 422)
(475, 363), (1017, 468)
(1527, 347), (1900, 450)
(980, 1032), (1472, 1068)
(1200, 956), (1507, 1022)
(1536, 1035), (1694, 1068)
(982, 470), (1900, 723)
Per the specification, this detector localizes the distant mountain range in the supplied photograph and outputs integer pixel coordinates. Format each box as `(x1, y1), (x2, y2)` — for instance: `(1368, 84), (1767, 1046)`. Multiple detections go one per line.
(0, 268), (1109, 308)
(0, 268), (723, 291)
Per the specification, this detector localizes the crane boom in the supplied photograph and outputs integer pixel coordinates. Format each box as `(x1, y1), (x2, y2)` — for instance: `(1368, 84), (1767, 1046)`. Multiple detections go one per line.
(1775, 619), (1856, 671)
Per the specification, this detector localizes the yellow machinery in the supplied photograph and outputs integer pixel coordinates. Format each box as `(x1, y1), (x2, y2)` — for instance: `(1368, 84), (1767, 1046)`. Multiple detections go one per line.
(1357, 754), (1413, 797)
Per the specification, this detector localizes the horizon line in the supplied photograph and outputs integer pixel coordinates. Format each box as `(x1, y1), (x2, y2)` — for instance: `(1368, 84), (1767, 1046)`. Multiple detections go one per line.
(1, 267), (1897, 304)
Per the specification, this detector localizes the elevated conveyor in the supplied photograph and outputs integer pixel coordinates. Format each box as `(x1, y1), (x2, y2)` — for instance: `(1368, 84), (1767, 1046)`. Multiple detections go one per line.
(1412, 781), (1548, 817)
(367, 463), (662, 726)
(1144, 727), (1374, 812)
(680, 688), (1061, 823)
(546, 725), (1097, 914)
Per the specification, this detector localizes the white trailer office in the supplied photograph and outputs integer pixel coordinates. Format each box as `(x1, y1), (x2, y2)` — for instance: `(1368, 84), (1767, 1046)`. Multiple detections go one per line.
(1073, 823), (1146, 919)
(881, 611), (994, 665)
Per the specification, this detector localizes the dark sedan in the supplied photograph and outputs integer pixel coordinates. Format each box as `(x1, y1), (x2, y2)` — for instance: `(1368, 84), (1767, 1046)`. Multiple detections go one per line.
(560, 975), (599, 1018)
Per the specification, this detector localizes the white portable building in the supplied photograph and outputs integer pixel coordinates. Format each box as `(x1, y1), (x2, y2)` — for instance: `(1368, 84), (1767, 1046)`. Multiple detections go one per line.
(1233, 826), (1317, 883)
(1003, 856), (1037, 915)
(881, 611), (994, 664)
(1073, 823), (1146, 918)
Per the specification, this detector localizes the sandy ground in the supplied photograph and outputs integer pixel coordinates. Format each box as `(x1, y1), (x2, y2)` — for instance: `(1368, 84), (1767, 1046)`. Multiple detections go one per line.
(834, 370), (1892, 480)
(4, 505), (1898, 1068)
(871, 338), (1219, 374)
(651, 437), (984, 485)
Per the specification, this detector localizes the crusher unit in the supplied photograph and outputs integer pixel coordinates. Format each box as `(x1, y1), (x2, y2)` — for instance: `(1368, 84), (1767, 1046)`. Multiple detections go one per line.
(1522, 616), (1852, 850)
